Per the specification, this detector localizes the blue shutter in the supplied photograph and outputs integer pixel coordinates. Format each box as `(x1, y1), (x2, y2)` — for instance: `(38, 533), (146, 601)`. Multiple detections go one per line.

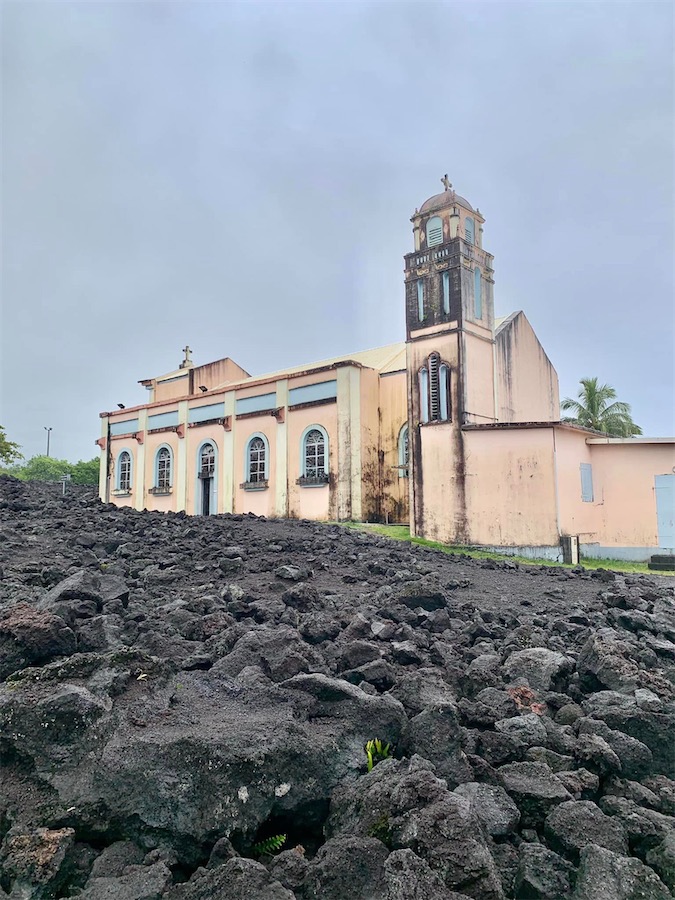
(580, 464), (594, 502)
(474, 268), (482, 319)
(289, 380), (337, 405)
(426, 216), (443, 247)
(655, 474), (675, 548)
(442, 271), (450, 315)
(110, 419), (139, 436)
(419, 369), (429, 423)
(189, 402), (225, 423)
(439, 365), (450, 420)
(417, 281), (424, 320)
(148, 411), (179, 430)
(465, 217), (474, 244)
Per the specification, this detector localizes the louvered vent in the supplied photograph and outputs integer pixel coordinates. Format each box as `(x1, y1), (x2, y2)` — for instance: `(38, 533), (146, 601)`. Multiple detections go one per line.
(426, 216), (443, 247)
(429, 353), (441, 420)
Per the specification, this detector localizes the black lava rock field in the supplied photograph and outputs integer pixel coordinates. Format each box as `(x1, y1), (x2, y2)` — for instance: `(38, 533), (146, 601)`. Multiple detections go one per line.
(1, 474), (674, 899)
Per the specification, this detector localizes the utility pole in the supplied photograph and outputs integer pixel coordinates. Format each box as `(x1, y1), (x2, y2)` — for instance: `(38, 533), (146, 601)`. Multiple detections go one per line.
(44, 427), (52, 457)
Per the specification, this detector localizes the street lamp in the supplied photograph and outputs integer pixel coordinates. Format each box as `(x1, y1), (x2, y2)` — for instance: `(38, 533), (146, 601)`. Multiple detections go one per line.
(44, 427), (52, 457)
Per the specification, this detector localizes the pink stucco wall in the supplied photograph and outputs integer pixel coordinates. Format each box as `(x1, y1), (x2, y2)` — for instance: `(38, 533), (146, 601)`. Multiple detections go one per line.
(109, 439), (135, 509)
(463, 427), (559, 548)
(286, 403), (337, 521)
(234, 415), (276, 516)
(142, 431), (179, 514)
(587, 441), (675, 550)
(186, 426), (223, 515)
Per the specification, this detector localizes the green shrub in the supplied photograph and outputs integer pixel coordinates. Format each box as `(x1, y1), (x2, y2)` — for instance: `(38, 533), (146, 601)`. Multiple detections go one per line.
(253, 834), (286, 857)
(365, 738), (393, 771)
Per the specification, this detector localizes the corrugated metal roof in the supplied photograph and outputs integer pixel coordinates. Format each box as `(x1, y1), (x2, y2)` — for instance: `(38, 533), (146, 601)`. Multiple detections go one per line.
(208, 342), (406, 392)
(494, 311), (520, 335)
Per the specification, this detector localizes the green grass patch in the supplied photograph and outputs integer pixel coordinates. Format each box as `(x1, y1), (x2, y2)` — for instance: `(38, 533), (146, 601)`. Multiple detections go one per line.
(339, 523), (674, 576)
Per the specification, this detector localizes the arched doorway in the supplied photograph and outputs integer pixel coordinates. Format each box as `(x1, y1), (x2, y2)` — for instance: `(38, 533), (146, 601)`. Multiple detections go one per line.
(197, 441), (217, 515)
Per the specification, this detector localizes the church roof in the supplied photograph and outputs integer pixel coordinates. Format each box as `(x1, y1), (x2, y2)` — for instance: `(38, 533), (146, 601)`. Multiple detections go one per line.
(211, 342), (407, 392)
(494, 311), (521, 335)
(419, 191), (475, 215)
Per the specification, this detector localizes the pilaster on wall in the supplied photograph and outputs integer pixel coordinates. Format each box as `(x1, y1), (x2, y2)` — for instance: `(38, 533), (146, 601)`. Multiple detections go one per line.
(275, 379), (289, 518)
(221, 392), (235, 514)
(98, 417), (109, 502)
(336, 367), (362, 521)
(133, 409), (149, 512)
(175, 401), (188, 512)
(350, 368), (362, 521)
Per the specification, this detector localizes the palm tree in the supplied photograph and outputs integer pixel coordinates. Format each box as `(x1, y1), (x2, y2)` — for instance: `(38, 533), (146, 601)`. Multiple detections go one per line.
(561, 377), (642, 437)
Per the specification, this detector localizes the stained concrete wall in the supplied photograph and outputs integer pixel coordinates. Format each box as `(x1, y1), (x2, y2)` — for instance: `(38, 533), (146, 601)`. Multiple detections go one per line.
(379, 370), (409, 523)
(496, 312), (559, 423)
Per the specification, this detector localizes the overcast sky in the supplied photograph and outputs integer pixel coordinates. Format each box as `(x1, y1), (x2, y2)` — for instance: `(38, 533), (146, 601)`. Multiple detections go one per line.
(1, 0), (673, 462)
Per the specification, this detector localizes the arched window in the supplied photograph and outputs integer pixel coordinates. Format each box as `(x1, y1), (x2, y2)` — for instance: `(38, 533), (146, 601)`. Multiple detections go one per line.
(419, 355), (451, 424)
(426, 216), (443, 247)
(417, 280), (425, 321)
(398, 424), (409, 477)
(442, 270), (450, 315)
(465, 217), (475, 244)
(474, 267), (482, 319)
(303, 428), (328, 478)
(117, 450), (132, 491)
(200, 442), (215, 477)
(419, 368), (429, 423)
(439, 364), (450, 421)
(301, 426), (328, 482)
(155, 446), (172, 490)
(245, 433), (269, 484)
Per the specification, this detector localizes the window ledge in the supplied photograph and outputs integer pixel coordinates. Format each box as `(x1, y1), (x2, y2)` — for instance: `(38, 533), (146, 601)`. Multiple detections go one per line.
(149, 487), (172, 495)
(112, 489), (132, 497)
(240, 480), (269, 491)
(296, 475), (329, 487)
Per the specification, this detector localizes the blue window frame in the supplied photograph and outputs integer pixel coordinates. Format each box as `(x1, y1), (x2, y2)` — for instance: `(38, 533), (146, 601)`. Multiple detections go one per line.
(155, 445), (173, 490)
(116, 449), (132, 491)
(580, 463), (594, 502)
(442, 271), (450, 315)
(474, 268), (482, 319)
(419, 368), (429, 423)
(398, 424), (409, 477)
(245, 432), (269, 484)
(299, 425), (329, 485)
(439, 364), (450, 420)
(417, 280), (425, 321)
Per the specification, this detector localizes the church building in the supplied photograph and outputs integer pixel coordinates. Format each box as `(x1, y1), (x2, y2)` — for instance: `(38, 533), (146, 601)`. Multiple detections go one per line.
(97, 180), (675, 563)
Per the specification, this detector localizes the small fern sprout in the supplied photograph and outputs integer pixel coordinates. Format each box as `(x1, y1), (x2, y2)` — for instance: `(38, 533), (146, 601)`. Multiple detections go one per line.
(365, 738), (393, 771)
(253, 834), (287, 857)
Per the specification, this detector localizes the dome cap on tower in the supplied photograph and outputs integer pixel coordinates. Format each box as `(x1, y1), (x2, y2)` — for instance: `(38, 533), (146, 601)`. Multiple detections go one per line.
(416, 175), (478, 216)
(420, 191), (475, 214)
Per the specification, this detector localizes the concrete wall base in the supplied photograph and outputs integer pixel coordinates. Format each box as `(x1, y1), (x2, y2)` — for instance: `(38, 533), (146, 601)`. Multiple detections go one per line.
(478, 544), (563, 562)
(579, 544), (660, 563)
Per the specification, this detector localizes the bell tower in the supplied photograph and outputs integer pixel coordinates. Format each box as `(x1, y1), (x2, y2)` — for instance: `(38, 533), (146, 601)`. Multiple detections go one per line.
(405, 177), (496, 541)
